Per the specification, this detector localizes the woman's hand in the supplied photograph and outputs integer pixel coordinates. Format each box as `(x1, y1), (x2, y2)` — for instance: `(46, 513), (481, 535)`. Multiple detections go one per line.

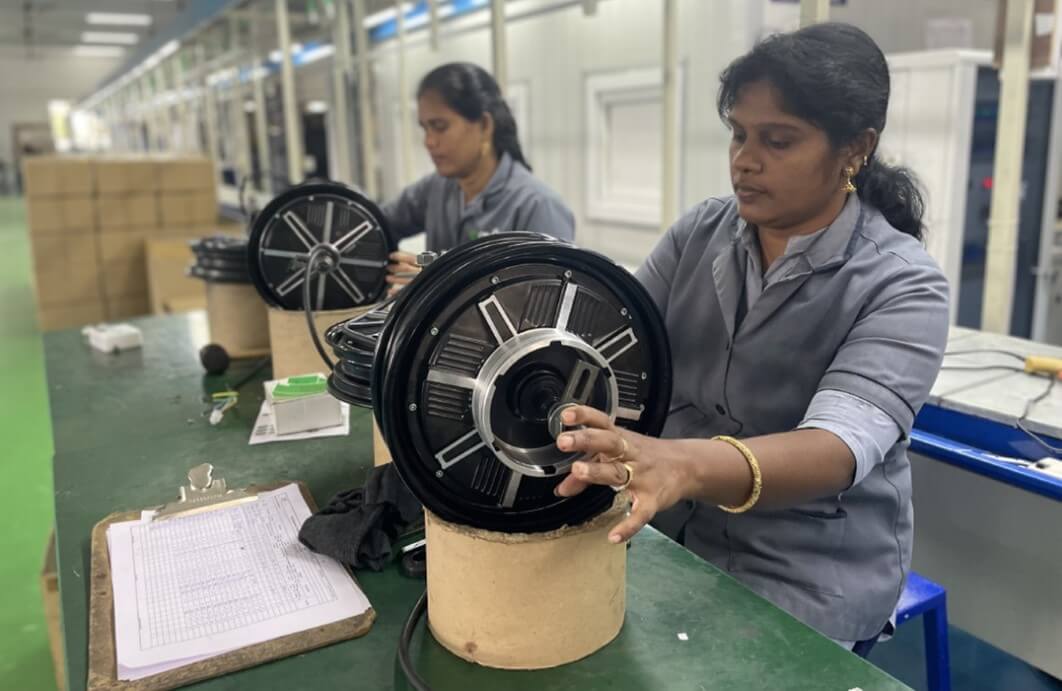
(554, 405), (686, 544)
(386, 251), (422, 296)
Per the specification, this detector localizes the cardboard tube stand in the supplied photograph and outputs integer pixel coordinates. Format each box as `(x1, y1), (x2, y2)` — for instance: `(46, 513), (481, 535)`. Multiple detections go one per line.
(205, 282), (271, 358)
(424, 495), (628, 669)
(267, 305), (370, 381)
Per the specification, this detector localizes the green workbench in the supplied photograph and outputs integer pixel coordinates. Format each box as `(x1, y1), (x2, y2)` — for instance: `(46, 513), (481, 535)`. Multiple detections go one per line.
(48, 312), (909, 691)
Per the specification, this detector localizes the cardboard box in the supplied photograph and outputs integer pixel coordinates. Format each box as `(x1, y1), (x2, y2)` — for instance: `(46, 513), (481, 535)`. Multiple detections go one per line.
(192, 190), (218, 225)
(157, 157), (215, 192)
(30, 232), (99, 273)
(158, 190), (223, 228)
(158, 192), (197, 227)
(146, 237), (206, 315)
(96, 194), (158, 231)
(61, 197), (96, 234)
(40, 532), (66, 691)
(30, 234), (102, 307)
(27, 197), (96, 234)
(22, 156), (94, 198)
(22, 157), (60, 197)
(38, 301), (106, 332)
(61, 158), (95, 196)
(105, 294), (151, 321)
(25, 197), (63, 233)
(98, 231), (149, 298)
(95, 158), (159, 195)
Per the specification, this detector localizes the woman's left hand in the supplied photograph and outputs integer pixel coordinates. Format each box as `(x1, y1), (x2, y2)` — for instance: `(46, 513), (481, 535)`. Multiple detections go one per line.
(386, 251), (422, 296)
(554, 405), (686, 543)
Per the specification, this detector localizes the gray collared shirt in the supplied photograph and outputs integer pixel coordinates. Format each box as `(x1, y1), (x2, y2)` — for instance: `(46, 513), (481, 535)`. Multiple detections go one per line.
(636, 193), (949, 642)
(381, 152), (575, 251)
(740, 198), (902, 489)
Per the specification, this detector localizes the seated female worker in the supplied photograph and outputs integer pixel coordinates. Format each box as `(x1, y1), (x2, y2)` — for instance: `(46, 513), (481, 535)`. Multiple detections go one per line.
(553, 23), (949, 654)
(383, 62), (574, 293)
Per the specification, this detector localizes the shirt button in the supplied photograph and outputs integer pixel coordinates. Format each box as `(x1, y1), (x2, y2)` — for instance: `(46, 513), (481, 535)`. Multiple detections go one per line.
(715, 404), (726, 416)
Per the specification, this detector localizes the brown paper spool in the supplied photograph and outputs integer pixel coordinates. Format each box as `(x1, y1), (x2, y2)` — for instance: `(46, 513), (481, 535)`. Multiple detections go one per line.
(424, 497), (628, 669)
(205, 282), (270, 358)
(267, 305), (371, 381)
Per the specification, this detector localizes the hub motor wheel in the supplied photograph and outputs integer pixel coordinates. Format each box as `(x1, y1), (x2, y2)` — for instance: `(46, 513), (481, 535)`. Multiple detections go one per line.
(246, 182), (393, 310)
(328, 233), (672, 533)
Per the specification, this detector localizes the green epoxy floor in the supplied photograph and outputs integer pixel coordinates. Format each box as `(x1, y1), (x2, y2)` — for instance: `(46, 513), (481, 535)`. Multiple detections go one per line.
(0, 197), (58, 691)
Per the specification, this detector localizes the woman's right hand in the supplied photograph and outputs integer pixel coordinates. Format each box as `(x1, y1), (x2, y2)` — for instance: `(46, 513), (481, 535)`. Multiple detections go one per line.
(386, 251), (422, 296)
(554, 405), (688, 543)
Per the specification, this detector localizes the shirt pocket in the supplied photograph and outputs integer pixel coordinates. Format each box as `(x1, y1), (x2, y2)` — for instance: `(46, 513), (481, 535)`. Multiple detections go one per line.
(727, 504), (848, 598)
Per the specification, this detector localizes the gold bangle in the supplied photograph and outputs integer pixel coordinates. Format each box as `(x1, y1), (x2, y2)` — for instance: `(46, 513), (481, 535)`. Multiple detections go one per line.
(712, 435), (762, 514)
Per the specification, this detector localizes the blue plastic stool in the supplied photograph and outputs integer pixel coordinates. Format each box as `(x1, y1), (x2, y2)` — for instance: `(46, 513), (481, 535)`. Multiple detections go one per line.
(896, 571), (951, 691)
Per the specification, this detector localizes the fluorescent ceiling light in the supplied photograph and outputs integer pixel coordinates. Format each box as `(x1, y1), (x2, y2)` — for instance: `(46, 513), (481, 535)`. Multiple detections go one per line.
(269, 43), (303, 63)
(295, 44), (334, 65)
(305, 100), (328, 114)
(364, 3), (413, 28)
(73, 45), (125, 57)
(206, 67), (238, 87)
(82, 31), (140, 45)
(157, 40), (179, 58)
(86, 12), (152, 26)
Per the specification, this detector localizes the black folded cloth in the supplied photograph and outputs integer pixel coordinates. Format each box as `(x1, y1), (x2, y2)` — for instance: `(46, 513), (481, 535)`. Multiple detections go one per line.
(299, 463), (423, 571)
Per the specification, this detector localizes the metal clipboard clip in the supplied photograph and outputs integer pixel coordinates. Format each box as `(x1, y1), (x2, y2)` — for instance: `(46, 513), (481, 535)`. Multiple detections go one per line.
(152, 463), (258, 521)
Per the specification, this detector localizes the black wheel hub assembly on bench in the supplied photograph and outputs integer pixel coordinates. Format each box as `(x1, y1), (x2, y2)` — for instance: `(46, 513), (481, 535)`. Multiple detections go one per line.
(246, 181), (393, 310)
(188, 236), (253, 284)
(327, 233), (673, 533)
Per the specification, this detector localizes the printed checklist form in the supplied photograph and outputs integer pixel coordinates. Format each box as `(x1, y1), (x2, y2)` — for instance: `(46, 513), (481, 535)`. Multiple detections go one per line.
(106, 483), (371, 680)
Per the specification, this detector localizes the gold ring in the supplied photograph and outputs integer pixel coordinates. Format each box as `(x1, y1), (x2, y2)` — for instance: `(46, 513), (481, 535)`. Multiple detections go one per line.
(605, 437), (630, 463)
(611, 462), (635, 492)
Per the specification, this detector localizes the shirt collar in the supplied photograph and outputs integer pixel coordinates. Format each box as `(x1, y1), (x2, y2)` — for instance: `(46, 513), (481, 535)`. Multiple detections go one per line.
(462, 151), (514, 212)
(735, 193), (862, 270)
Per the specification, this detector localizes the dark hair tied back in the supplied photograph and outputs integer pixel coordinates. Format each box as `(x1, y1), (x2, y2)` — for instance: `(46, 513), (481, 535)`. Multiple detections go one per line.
(418, 62), (531, 171)
(718, 22), (925, 240)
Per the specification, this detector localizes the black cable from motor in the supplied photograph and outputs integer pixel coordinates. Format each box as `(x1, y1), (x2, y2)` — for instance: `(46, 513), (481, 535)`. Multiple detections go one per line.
(228, 356), (272, 391)
(937, 357), (1061, 458)
(304, 246), (336, 371)
(1016, 376), (1062, 457)
(397, 590), (433, 691)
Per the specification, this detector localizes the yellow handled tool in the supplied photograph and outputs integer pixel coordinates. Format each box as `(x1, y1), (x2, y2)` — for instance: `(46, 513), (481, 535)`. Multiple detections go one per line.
(1025, 356), (1062, 378)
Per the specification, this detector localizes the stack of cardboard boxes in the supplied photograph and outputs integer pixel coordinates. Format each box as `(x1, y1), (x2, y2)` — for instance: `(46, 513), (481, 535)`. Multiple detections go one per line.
(96, 157), (165, 321)
(23, 157), (104, 330)
(22, 155), (220, 331)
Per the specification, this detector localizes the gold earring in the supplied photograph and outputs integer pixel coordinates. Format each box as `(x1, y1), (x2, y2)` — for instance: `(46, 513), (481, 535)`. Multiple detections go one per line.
(842, 166), (857, 193)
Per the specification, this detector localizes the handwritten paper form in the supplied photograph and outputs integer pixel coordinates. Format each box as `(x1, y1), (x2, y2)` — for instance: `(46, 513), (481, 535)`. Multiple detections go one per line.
(106, 483), (371, 680)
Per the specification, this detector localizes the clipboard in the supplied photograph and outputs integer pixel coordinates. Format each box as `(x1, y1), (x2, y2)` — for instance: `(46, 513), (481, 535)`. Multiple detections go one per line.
(86, 464), (376, 691)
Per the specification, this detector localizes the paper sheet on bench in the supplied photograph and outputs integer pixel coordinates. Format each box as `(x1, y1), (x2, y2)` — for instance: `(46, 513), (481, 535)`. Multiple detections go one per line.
(106, 483), (370, 680)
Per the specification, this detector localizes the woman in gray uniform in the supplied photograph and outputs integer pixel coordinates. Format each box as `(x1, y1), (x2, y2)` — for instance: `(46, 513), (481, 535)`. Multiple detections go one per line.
(553, 24), (949, 654)
(384, 63), (574, 292)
